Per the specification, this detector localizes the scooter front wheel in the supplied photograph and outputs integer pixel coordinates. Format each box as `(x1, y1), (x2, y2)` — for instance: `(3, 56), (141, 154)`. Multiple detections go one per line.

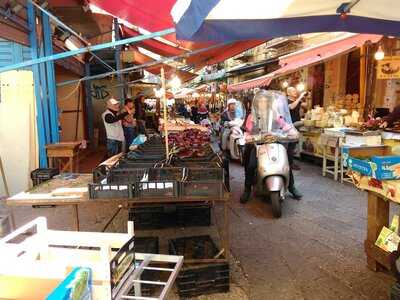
(270, 191), (282, 218)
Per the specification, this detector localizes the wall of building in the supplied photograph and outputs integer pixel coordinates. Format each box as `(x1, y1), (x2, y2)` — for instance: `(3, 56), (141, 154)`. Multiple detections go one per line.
(55, 65), (86, 142)
(323, 55), (348, 106)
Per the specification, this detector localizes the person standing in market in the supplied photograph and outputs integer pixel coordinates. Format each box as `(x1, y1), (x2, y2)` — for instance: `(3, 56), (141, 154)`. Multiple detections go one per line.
(286, 86), (308, 171)
(122, 98), (137, 151)
(102, 98), (132, 157)
(135, 94), (147, 133)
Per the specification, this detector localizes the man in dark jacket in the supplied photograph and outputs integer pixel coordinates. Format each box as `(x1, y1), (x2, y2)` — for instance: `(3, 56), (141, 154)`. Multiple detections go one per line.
(135, 94), (147, 131)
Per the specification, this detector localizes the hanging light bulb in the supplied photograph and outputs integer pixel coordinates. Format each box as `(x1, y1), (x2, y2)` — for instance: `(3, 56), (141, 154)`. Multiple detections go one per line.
(296, 82), (305, 92)
(170, 76), (181, 90)
(374, 45), (385, 61)
(153, 87), (164, 98)
(281, 80), (289, 89)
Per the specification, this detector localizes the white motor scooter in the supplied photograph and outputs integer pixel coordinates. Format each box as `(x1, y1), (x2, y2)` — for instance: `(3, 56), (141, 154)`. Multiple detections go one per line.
(249, 91), (299, 218)
(221, 102), (246, 163)
(223, 119), (245, 163)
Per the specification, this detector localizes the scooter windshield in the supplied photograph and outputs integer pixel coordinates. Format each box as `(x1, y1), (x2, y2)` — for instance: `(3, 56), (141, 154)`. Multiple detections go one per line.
(251, 90), (295, 137)
(235, 102), (245, 120)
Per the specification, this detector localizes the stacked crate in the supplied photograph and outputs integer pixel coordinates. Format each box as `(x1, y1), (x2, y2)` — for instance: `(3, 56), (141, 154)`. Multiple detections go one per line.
(169, 235), (230, 297)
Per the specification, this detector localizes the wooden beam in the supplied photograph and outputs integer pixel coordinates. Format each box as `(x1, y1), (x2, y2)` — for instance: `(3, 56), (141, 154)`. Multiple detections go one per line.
(359, 44), (367, 121)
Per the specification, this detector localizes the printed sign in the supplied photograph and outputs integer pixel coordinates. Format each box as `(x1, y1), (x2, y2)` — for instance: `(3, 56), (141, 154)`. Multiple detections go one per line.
(377, 56), (400, 79)
(110, 236), (135, 298)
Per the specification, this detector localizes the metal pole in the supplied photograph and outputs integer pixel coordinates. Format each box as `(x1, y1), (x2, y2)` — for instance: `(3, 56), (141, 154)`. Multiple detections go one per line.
(56, 42), (230, 87)
(0, 28), (176, 73)
(38, 46), (51, 143)
(30, 0), (115, 72)
(42, 13), (59, 143)
(160, 67), (169, 157)
(27, 1), (47, 167)
(113, 18), (126, 101)
(84, 63), (94, 143)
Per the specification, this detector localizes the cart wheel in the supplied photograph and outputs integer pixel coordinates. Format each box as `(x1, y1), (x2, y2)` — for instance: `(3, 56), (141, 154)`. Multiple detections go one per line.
(270, 191), (282, 218)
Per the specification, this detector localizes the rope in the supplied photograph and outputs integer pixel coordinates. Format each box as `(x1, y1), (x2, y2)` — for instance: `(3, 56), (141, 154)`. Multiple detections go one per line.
(57, 80), (82, 101)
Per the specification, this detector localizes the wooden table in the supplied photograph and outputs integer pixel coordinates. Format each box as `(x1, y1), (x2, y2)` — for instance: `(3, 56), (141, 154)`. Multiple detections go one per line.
(364, 191), (398, 272)
(5, 174), (127, 231)
(5, 174), (231, 261)
(45, 142), (81, 173)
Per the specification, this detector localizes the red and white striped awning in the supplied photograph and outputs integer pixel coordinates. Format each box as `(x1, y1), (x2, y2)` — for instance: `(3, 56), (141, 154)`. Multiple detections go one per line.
(227, 33), (382, 93)
(228, 73), (273, 93)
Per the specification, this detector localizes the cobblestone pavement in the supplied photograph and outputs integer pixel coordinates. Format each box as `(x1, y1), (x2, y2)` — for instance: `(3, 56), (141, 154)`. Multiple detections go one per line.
(228, 160), (394, 300)
(1, 159), (396, 299)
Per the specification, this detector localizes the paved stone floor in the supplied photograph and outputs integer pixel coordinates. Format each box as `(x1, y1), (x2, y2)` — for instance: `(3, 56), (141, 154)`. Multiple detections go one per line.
(1, 157), (396, 299)
(227, 160), (395, 300)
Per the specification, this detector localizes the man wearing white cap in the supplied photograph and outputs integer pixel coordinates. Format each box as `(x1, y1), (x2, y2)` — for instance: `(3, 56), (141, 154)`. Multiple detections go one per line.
(220, 98), (238, 152)
(102, 98), (132, 157)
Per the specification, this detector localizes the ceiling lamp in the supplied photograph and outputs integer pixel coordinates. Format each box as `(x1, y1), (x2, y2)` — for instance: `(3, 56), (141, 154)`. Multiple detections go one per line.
(374, 45), (385, 61)
(296, 82), (305, 92)
(170, 76), (181, 90)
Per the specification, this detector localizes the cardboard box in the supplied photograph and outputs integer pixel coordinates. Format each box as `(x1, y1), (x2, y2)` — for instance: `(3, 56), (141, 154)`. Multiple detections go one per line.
(347, 155), (400, 180)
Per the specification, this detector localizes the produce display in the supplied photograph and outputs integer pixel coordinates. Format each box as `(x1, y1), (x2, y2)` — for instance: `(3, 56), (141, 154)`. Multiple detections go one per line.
(169, 129), (211, 159)
(358, 118), (384, 131)
(303, 105), (360, 129)
(160, 118), (209, 132)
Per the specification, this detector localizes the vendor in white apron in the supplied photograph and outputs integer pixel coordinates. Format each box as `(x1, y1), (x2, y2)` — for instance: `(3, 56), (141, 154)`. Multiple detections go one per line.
(102, 98), (131, 157)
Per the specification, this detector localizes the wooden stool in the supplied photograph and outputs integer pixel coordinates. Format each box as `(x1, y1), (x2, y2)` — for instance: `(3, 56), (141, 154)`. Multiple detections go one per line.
(321, 134), (341, 181)
(46, 142), (81, 173)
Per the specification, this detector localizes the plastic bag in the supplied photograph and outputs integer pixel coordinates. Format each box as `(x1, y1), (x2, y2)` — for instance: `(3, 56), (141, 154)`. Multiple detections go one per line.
(131, 134), (147, 146)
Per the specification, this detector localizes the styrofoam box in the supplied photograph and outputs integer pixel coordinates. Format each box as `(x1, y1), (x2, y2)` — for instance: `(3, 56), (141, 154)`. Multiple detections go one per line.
(345, 134), (382, 146)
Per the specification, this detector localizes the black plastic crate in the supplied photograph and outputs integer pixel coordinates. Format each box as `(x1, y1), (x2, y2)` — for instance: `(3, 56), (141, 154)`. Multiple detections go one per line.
(118, 159), (158, 169)
(88, 183), (133, 199)
(108, 167), (147, 184)
(135, 237), (159, 254)
(169, 235), (230, 297)
(129, 203), (211, 229)
(180, 181), (224, 198)
(126, 237), (159, 297)
(176, 203), (211, 227)
(148, 167), (184, 181)
(129, 206), (173, 229)
(137, 181), (179, 198)
(92, 165), (109, 183)
(180, 167), (224, 198)
(31, 168), (59, 186)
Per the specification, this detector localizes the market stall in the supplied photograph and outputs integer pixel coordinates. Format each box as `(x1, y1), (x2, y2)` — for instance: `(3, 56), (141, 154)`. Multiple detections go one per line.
(345, 146), (400, 271)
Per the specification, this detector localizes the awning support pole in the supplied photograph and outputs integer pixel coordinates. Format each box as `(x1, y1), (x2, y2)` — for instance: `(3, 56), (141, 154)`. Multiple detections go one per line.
(42, 12), (59, 143)
(27, 1), (47, 167)
(161, 67), (169, 157)
(113, 18), (126, 101)
(0, 28), (176, 73)
(84, 63), (94, 144)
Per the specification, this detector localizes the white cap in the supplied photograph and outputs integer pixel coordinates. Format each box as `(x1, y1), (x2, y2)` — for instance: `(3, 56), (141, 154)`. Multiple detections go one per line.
(107, 98), (119, 106)
(227, 98), (236, 105)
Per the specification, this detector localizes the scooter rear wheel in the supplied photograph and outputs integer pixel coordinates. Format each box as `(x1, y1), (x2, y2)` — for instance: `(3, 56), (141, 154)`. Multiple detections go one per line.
(270, 191), (282, 218)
